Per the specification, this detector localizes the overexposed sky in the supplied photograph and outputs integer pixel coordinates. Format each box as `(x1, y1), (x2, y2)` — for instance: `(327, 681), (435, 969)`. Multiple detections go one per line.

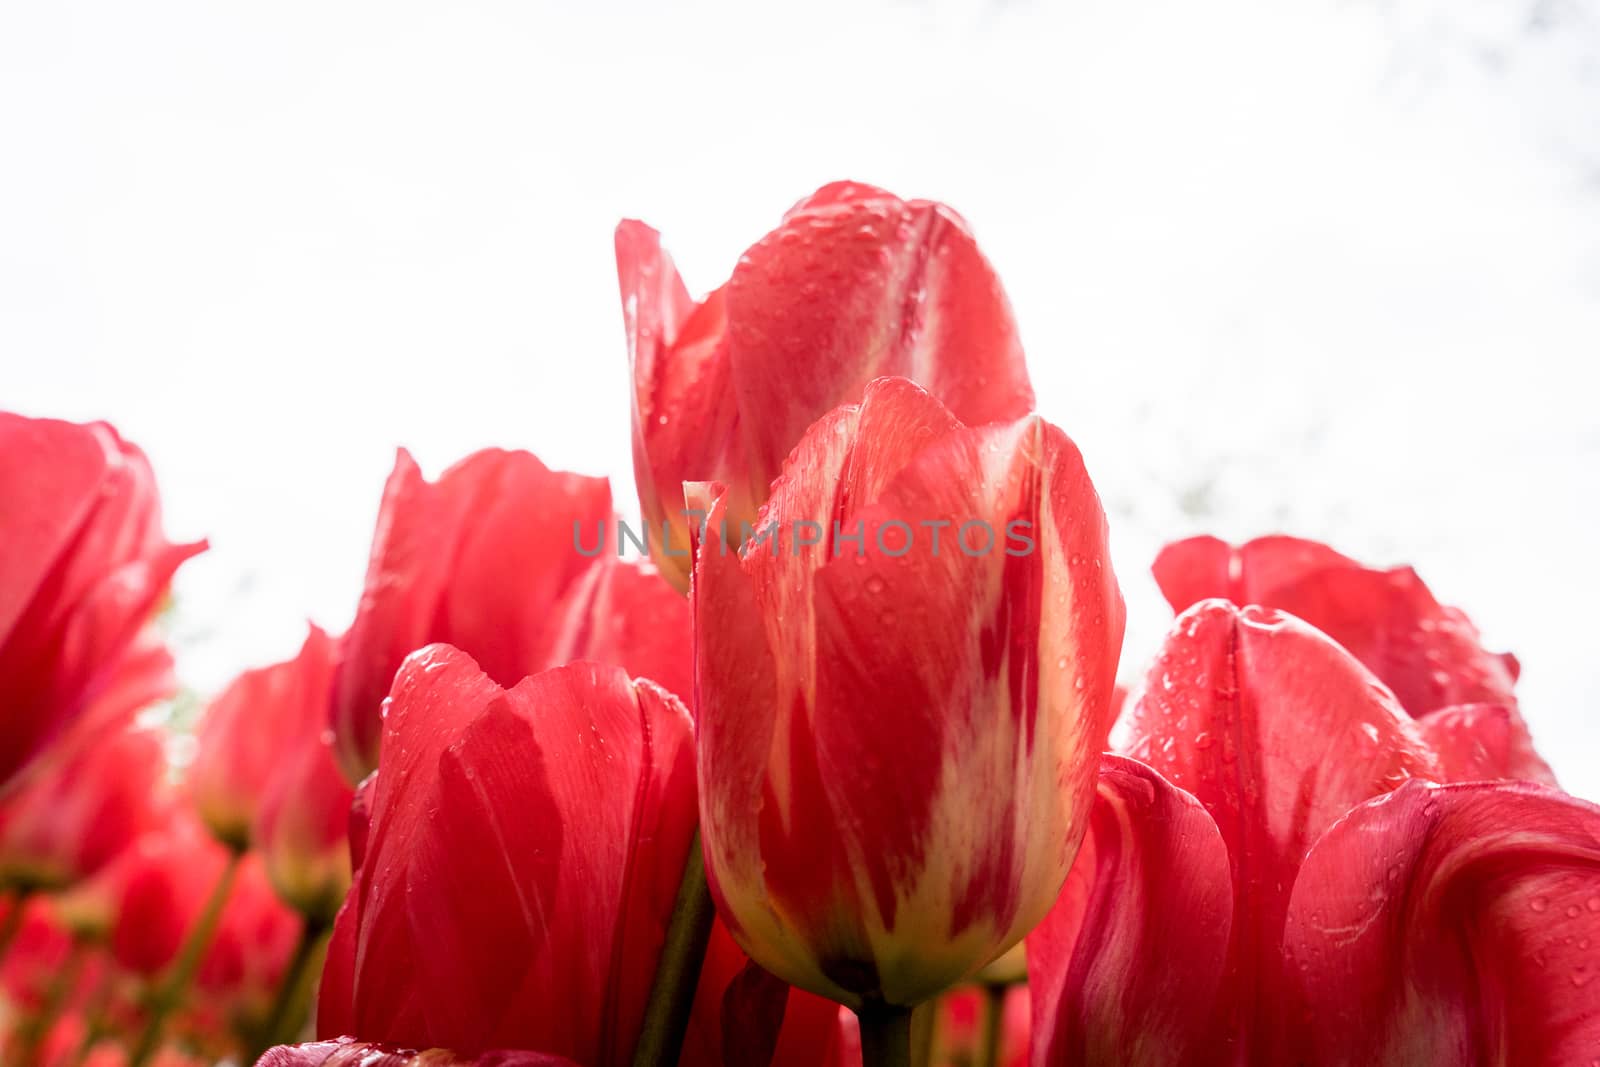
(4, 1), (1598, 790)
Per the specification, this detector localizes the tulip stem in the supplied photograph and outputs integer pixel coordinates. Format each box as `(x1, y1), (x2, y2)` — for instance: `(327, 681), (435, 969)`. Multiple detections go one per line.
(246, 915), (331, 1060)
(630, 830), (716, 1067)
(978, 983), (1007, 1067)
(7, 933), (88, 1063)
(127, 848), (242, 1067)
(857, 1002), (914, 1067)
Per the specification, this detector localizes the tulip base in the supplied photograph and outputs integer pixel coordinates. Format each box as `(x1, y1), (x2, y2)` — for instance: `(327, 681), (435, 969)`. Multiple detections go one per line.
(856, 1003), (914, 1067)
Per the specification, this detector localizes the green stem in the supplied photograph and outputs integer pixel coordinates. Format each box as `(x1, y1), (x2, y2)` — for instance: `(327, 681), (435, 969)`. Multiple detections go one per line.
(0, 890), (27, 959)
(978, 983), (1007, 1067)
(127, 848), (242, 1067)
(856, 1003), (914, 1067)
(8, 934), (87, 1063)
(245, 916), (331, 1060)
(65, 966), (114, 1067)
(629, 831), (716, 1067)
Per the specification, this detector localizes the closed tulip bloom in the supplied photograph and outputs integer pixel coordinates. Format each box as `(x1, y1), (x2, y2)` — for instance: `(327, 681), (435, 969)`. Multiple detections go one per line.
(109, 808), (233, 978)
(616, 181), (1035, 590)
(0, 414), (202, 787)
(318, 645), (836, 1066)
(190, 627), (340, 851)
(328, 448), (689, 784)
(253, 724), (353, 923)
(0, 723), (167, 892)
(694, 377), (1125, 1009)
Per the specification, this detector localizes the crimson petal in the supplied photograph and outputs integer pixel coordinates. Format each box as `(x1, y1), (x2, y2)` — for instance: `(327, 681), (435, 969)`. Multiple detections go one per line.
(1282, 780), (1600, 1066)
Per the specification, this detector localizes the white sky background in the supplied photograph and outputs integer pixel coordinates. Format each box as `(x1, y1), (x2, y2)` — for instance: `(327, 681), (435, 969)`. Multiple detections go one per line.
(3, 1), (1598, 792)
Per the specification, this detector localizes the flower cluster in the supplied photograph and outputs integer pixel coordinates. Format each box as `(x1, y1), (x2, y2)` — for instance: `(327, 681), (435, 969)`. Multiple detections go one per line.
(1, 181), (1594, 1067)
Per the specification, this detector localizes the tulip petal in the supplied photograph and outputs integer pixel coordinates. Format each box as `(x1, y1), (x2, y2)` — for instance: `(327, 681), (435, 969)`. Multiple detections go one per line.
(615, 220), (744, 590)
(1122, 600), (1443, 1047)
(1415, 702), (1559, 786)
(1282, 780), (1600, 1066)
(1152, 535), (1523, 717)
(0, 414), (115, 645)
(727, 184), (1033, 493)
(330, 448), (613, 783)
(1026, 756), (1233, 1067)
(544, 556), (692, 708)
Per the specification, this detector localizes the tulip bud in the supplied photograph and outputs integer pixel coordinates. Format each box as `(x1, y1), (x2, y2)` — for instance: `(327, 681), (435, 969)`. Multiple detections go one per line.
(0, 724), (167, 893)
(328, 448), (689, 785)
(253, 728), (353, 923)
(0, 413), (202, 788)
(693, 377), (1125, 1008)
(190, 627), (339, 851)
(616, 181), (1035, 591)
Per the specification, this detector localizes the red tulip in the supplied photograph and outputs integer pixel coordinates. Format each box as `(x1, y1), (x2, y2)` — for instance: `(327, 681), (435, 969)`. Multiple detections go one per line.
(0, 414), (202, 787)
(1029, 596), (1588, 1066)
(694, 376), (1125, 1008)
(191, 627), (340, 850)
(1281, 780), (1600, 1066)
(320, 645), (826, 1065)
(0, 895), (75, 1013)
(1026, 756), (1233, 1067)
(328, 448), (689, 783)
(254, 725), (354, 924)
(0, 723), (167, 892)
(616, 181), (1035, 590)
(256, 1038), (581, 1066)
(108, 808), (232, 978)
(1150, 535), (1554, 783)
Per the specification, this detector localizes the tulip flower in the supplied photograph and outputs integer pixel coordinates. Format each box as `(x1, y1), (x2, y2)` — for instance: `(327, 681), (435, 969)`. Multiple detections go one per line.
(616, 181), (1035, 590)
(693, 376), (1125, 1021)
(0, 413), (202, 787)
(108, 809), (234, 979)
(191, 627), (341, 852)
(1150, 535), (1555, 783)
(1028, 597), (1591, 1065)
(1151, 536), (1517, 713)
(1281, 780), (1600, 1065)
(253, 728), (353, 925)
(0, 724), (167, 892)
(328, 448), (689, 783)
(317, 645), (837, 1066)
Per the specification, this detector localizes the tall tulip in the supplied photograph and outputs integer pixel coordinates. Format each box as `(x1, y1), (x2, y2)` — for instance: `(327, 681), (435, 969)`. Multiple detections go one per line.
(313, 645), (835, 1067)
(1027, 597), (1586, 1066)
(0, 414), (202, 788)
(616, 181), (1035, 590)
(327, 448), (689, 784)
(694, 377), (1124, 1024)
